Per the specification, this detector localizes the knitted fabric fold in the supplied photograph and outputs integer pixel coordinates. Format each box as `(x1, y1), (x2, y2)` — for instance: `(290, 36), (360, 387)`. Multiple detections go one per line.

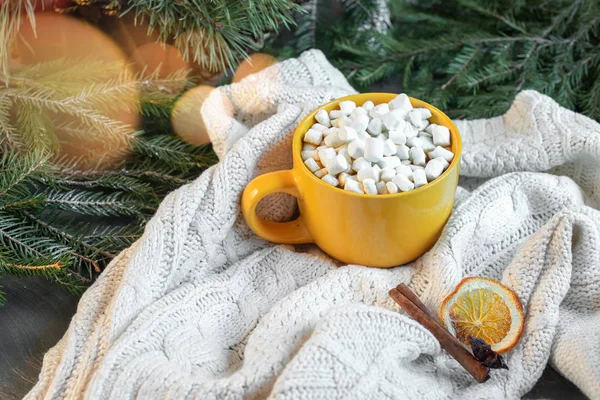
(26, 50), (600, 400)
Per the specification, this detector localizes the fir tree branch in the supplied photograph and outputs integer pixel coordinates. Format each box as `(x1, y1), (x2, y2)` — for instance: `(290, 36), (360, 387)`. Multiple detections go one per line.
(0, 211), (73, 261)
(441, 46), (479, 90)
(0, 94), (14, 147)
(8, 261), (62, 271)
(0, 256), (91, 287)
(125, 0), (303, 72)
(54, 167), (192, 186)
(567, 14), (600, 46)
(345, 35), (559, 71)
(0, 154), (47, 197)
(44, 190), (145, 218)
(0, 225), (45, 258)
(0, 0), (36, 80)
(8, 87), (134, 143)
(0, 197), (45, 212)
(21, 211), (116, 260)
(460, 1), (528, 34)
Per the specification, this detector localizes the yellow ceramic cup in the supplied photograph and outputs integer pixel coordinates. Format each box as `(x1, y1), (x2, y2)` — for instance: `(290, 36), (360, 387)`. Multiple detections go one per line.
(241, 93), (461, 267)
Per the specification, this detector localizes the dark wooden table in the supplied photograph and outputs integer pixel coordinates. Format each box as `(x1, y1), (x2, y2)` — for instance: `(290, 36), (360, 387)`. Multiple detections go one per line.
(0, 275), (587, 399)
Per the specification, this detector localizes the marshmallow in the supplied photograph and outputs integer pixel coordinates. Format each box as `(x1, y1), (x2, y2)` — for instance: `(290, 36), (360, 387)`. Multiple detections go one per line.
(362, 179), (378, 195)
(362, 100), (375, 111)
(413, 169), (428, 188)
(372, 164), (382, 179)
(386, 181), (399, 194)
(352, 114), (370, 132)
(420, 136), (436, 152)
(315, 109), (331, 127)
(380, 167), (396, 182)
(396, 164), (414, 181)
(425, 158), (445, 181)
(322, 174), (339, 187)
(378, 156), (401, 169)
(344, 178), (364, 194)
(323, 127), (338, 138)
(389, 93), (413, 112)
(326, 154), (349, 176)
(331, 116), (352, 128)
(301, 150), (318, 161)
(314, 168), (328, 178)
(388, 128), (407, 145)
(407, 110), (429, 130)
(324, 130), (345, 147)
(357, 130), (370, 140)
(304, 128), (323, 145)
(393, 174), (414, 192)
(383, 139), (397, 157)
(381, 109), (405, 130)
(339, 100), (356, 115)
(304, 158), (321, 173)
(329, 110), (345, 119)
(424, 123), (437, 134)
(352, 156), (371, 172)
(369, 103), (390, 119)
(357, 165), (379, 182)
(433, 156), (449, 169)
(338, 126), (357, 143)
(376, 180), (387, 194)
(403, 122), (418, 138)
(318, 147), (337, 165)
(364, 137), (384, 163)
(405, 136), (423, 148)
(338, 172), (352, 187)
(351, 107), (367, 119)
(337, 145), (352, 164)
(348, 138), (365, 159)
(417, 108), (432, 119)
(367, 118), (383, 136)
(311, 123), (328, 132)
(396, 144), (410, 159)
(303, 94), (450, 195)
(432, 125), (451, 146)
(429, 146), (455, 162)
(410, 146), (427, 166)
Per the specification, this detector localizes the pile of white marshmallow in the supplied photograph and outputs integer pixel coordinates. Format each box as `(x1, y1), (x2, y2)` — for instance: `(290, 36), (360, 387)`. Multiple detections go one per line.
(302, 94), (455, 195)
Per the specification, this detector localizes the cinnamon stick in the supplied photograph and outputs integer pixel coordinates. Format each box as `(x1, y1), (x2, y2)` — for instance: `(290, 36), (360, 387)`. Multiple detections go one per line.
(395, 283), (441, 323)
(389, 287), (490, 383)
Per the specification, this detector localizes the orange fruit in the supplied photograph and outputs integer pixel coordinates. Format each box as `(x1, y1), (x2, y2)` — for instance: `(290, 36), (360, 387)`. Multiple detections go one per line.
(439, 277), (524, 354)
(233, 53), (277, 83)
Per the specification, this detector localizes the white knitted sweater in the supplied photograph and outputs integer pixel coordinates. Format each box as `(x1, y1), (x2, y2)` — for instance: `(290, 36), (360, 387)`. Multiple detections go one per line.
(26, 50), (600, 400)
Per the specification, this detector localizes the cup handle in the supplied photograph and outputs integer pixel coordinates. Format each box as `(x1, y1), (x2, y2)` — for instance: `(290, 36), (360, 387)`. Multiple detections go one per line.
(241, 170), (313, 244)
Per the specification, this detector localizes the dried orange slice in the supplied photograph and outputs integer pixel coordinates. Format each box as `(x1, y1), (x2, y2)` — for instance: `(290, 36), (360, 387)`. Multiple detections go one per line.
(439, 277), (524, 354)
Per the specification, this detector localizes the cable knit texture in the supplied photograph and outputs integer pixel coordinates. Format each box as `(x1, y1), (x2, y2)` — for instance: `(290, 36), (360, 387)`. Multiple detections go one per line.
(25, 50), (600, 400)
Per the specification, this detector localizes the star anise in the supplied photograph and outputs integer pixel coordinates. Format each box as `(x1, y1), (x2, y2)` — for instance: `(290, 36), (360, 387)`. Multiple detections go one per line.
(470, 336), (509, 370)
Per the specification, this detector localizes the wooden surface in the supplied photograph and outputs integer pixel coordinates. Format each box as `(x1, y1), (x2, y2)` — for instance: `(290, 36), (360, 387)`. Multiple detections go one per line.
(0, 276), (78, 399)
(0, 275), (587, 399)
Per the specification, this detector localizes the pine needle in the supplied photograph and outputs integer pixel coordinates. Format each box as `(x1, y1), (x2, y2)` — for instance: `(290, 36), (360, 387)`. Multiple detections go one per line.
(306, 0), (600, 120)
